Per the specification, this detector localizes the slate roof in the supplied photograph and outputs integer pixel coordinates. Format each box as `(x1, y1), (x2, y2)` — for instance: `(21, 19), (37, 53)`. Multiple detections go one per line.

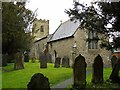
(49, 19), (80, 42)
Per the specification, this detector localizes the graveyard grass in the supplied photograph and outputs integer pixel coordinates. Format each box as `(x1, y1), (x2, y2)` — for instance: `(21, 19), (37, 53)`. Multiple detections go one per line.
(86, 68), (120, 89)
(2, 61), (72, 88)
(67, 68), (120, 89)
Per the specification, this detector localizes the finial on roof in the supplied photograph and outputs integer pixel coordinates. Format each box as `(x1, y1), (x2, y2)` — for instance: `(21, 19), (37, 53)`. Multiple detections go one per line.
(60, 20), (62, 24)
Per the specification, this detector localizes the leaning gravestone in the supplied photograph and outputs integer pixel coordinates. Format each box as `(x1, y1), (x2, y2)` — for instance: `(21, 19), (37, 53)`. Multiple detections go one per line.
(54, 57), (61, 68)
(27, 73), (50, 90)
(111, 56), (117, 69)
(39, 52), (47, 68)
(62, 56), (70, 68)
(73, 54), (87, 89)
(109, 57), (120, 83)
(92, 54), (103, 83)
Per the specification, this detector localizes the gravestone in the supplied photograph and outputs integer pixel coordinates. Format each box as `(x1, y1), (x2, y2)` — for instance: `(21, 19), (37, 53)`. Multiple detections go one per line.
(73, 54), (87, 89)
(24, 53), (29, 62)
(92, 54), (103, 83)
(109, 57), (120, 83)
(14, 51), (24, 70)
(54, 57), (61, 68)
(39, 52), (47, 68)
(27, 73), (50, 90)
(62, 56), (70, 68)
(111, 56), (117, 69)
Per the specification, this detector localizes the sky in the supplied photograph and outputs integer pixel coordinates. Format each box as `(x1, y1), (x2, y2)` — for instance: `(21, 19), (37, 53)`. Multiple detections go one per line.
(26, 0), (92, 34)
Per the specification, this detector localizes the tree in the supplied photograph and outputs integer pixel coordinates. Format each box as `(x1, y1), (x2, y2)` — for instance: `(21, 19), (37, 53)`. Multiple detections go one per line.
(65, 1), (120, 83)
(2, 2), (35, 69)
(65, 1), (120, 49)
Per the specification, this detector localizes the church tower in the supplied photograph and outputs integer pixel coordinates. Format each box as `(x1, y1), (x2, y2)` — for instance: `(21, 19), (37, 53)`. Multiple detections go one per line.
(32, 19), (49, 40)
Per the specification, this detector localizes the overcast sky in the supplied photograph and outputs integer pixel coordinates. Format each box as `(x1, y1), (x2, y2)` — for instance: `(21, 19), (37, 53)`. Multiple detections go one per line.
(26, 0), (92, 34)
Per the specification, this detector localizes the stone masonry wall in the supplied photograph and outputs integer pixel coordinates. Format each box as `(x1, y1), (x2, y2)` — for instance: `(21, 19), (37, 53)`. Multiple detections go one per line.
(74, 28), (111, 67)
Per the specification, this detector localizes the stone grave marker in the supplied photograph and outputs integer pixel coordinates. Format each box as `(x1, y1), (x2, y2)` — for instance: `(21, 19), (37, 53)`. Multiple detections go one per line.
(39, 52), (47, 68)
(62, 56), (70, 68)
(73, 54), (87, 89)
(27, 73), (50, 90)
(24, 53), (29, 62)
(54, 57), (61, 68)
(111, 56), (117, 69)
(92, 54), (103, 83)
(109, 57), (120, 83)
(14, 51), (24, 70)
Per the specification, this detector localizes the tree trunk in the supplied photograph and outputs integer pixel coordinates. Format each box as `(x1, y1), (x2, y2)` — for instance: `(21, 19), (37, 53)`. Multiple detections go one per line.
(109, 58), (120, 83)
(2, 54), (8, 66)
(14, 51), (24, 70)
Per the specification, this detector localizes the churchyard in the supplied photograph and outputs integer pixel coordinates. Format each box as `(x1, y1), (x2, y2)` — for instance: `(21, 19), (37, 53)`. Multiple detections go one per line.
(1, 54), (120, 89)
(2, 1), (120, 90)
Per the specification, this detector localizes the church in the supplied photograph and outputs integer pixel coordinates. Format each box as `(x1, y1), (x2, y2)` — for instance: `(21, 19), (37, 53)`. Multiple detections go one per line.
(30, 19), (111, 67)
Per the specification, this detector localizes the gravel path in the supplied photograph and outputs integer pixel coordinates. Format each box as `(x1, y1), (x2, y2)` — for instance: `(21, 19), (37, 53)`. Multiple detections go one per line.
(51, 70), (91, 90)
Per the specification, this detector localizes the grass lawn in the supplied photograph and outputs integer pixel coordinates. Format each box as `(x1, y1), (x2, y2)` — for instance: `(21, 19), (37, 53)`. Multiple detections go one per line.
(0, 69), (2, 89)
(2, 61), (73, 88)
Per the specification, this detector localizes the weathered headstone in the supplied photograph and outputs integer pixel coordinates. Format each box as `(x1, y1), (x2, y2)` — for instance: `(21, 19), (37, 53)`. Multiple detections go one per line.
(24, 53), (29, 62)
(62, 56), (70, 68)
(14, 51), (24, 70)
(111, 56), (117, 69)
(109, 57), (120, 83)
(92, 54), (103, 83)
(54, 57), (61, 68)
(27, 73), (50, 90)
(39, 52), (47, 68)
(73, 54), (87, 89)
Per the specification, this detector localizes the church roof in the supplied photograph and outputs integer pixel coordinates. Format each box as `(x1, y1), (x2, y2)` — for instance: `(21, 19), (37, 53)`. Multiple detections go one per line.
(49, 19), (80, 42)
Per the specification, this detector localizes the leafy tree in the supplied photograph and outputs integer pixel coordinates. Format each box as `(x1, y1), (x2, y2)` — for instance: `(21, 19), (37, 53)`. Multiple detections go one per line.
(65, 1), (120, 83)
(2, 2), (35, 55)
(65, 1), (120, 50)
(2, 2), (35, 68)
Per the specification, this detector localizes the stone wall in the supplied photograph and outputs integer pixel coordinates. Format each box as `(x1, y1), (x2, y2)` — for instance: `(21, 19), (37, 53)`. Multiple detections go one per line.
(49, 37), (74, 64)
(73, 28), (111, 67)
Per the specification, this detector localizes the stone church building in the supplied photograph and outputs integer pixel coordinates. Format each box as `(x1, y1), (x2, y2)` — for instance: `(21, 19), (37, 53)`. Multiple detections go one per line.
(30, 19), (111, 66)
